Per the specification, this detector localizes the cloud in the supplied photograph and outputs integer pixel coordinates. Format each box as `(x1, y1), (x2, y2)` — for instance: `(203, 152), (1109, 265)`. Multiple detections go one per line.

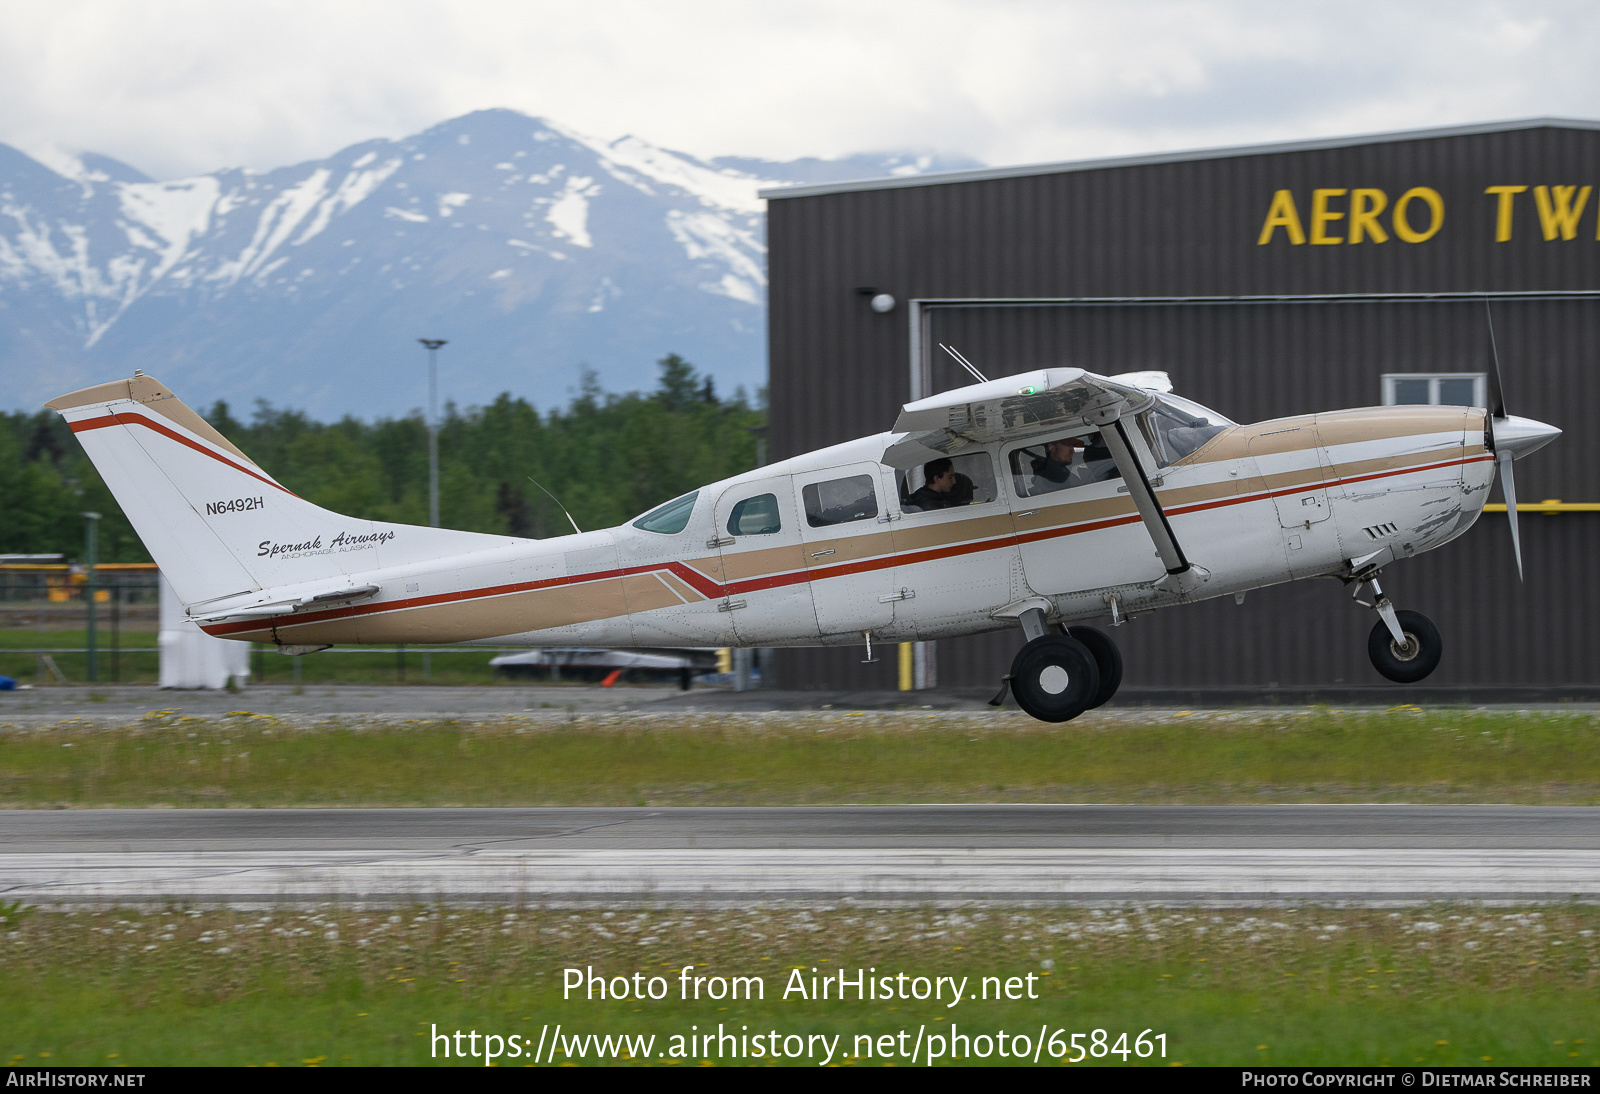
(1, 0), (1598, 179)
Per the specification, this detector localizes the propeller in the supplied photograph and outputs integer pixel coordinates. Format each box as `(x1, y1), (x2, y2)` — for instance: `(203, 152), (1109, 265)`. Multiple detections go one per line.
(1482, 301), (1561, 580)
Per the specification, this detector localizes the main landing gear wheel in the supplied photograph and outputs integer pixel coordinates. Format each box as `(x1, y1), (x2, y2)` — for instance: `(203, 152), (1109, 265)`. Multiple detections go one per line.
(1367, 609), (1442, 683)
(1008, 634), (1100, 723)
(1063, 625), (1123, 709)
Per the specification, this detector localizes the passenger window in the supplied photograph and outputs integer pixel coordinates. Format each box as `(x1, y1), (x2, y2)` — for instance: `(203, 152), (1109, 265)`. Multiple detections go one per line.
(632, 491), (699, 534)
(802, 475), (879, 527)
(1009, 434), (1120, 498)
(899, 452), (998, 513)
(727, 493), (781, 536)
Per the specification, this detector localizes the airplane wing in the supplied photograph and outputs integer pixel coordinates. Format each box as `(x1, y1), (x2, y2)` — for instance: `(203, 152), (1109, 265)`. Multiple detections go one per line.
(884, 368), (1155, 466)
(884, 368), (1193, 577)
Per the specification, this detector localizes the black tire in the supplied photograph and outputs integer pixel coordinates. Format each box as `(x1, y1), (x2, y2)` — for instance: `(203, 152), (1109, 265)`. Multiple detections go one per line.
(1367, 609), (1442, 683)
(1009, 634), (1101, 723)
(1065, 625), (1123, 709)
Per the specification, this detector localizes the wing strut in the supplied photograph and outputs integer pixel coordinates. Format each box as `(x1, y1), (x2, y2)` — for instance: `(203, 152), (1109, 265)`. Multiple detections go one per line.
(1100, 417), (1192, 576)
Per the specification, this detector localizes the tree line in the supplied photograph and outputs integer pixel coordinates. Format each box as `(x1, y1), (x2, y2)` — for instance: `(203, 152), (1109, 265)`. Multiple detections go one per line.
(0, 355), (765, 563)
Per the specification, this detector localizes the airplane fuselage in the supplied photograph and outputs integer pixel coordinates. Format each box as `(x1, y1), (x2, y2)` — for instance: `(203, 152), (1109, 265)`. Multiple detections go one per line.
(196, 404), (1493, 650)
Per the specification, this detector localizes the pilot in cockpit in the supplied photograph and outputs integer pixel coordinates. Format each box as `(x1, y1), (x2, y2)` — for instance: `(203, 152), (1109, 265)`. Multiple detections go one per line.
(1027, 433), (1119, 495)
(1030, 437), (1084, 491)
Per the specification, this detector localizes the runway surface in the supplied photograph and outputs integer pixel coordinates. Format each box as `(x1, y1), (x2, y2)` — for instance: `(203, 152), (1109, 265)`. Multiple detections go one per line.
(4, 805), (1598, 905)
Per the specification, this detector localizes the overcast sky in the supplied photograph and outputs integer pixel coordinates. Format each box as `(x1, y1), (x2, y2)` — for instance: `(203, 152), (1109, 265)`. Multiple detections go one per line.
(2, 0), (1598, 181)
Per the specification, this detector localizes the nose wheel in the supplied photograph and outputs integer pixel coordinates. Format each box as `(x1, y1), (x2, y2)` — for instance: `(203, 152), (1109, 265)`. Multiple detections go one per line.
(1367, 609), (1442, 683)
(1346, 567), (1443, 683)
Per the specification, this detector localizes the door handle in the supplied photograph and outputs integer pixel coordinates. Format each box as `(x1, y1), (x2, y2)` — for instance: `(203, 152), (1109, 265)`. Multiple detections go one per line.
(706, 536), (735, 549)
(809, 548), (835, 557)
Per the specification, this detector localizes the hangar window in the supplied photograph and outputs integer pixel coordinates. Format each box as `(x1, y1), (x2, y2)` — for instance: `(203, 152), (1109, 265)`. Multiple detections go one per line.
(1382, 373), (1487, 408)
(727, 493), (781, 536)
(633, 491), (699, 535)
(1009, 433), (1120, 497)
(899, 451), (998, 513)
(802, 475), (879, 527)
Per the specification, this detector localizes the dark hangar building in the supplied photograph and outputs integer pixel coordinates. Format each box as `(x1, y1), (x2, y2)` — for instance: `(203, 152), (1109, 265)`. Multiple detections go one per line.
(759, 118), (1597, 696)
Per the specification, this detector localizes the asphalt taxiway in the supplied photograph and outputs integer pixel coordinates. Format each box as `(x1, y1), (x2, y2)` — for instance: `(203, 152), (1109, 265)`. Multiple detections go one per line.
(4, 805), (1597, 906)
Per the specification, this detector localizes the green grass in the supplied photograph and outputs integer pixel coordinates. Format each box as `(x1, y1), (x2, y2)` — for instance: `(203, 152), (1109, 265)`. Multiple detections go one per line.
(0, 628), (160, 685)
(3, 707), (1599, 808)
(2, 904), (1595, 1067)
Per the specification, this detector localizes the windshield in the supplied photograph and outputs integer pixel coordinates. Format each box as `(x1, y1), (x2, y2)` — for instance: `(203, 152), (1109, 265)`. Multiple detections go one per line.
(1141, 395), (1234, 465)
(1159, 393), (1235, 428)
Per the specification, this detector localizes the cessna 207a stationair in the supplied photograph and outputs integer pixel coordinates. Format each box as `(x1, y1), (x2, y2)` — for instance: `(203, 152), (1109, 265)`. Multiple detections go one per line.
(48, 358), (1558, 722)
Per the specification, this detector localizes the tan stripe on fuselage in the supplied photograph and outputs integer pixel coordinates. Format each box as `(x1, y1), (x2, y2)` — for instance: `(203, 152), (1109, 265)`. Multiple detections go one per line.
(890, 508), (1018, 551)
(257, 582), (577, 644)
(806, 524), (897, 565)
(714, 541), (811, 582)
(622, 572), (682, 615)
(1177, 420), (1310, 463)
(658, 570), (703, 603)
(1177, 406), (1478, 467)
(1315, 405), (1480, 446)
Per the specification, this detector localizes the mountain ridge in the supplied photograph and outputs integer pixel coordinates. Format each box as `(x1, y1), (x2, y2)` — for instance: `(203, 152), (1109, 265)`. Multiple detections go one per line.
(0, 109), (978, 419)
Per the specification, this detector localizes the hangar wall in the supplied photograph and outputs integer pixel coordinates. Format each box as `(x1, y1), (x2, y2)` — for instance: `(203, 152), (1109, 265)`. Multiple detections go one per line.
(762, 121), (1600, 691)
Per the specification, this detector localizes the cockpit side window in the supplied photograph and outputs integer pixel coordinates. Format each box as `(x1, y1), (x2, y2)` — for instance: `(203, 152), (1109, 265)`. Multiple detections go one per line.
(1008, 433), (1121, 498)
(727, 493), (781, 536)
(802, 475), (879, 527)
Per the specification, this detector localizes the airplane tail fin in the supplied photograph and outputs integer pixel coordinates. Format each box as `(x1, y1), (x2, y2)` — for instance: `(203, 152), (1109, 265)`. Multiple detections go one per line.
(48, 373), (514, 612)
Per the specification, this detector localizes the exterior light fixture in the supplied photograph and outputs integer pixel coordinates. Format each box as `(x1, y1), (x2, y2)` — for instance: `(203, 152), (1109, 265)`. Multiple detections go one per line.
(855, 286), (896, 313)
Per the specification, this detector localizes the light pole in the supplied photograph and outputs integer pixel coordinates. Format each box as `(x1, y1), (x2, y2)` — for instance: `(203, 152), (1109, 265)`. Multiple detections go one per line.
(418, 339), (446, 685)
(81, 511), (101, 683)
(418, 339), (447, 529)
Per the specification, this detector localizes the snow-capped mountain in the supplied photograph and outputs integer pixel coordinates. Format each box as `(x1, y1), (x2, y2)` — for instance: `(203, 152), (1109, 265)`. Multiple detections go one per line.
(0, 110), (975, 418)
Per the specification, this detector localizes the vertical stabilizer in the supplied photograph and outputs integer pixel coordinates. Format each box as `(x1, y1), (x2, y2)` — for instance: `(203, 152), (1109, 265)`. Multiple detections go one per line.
(48, 373), (515, 608)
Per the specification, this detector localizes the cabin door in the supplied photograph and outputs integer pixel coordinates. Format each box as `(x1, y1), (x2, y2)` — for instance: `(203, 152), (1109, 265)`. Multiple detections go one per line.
(711, 478), (819, 644)
(792, 462), (899, 639)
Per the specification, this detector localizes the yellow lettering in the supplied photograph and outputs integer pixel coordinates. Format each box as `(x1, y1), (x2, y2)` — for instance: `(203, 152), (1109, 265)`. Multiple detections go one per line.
(1485, 185), (1527, 242)
(1257, 190), (1305, 245)
(1348, 189), (1389, 244)
(1533, 184), (1591, 240)
(1309, 189), (1347, 244)
(1392, 187), (1444, 243)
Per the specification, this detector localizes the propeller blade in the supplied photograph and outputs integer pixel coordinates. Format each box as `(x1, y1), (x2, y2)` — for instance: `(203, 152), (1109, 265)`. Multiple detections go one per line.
(1484, 299), (1507, 421)
(1497, 450), (1523, 581)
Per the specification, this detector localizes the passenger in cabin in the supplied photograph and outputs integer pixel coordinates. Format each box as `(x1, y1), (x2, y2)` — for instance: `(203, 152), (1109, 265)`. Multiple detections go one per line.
(906, 457), (974, 510)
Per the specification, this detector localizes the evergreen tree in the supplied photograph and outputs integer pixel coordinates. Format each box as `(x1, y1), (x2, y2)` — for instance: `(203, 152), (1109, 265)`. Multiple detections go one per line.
(0, 355), (764, 561)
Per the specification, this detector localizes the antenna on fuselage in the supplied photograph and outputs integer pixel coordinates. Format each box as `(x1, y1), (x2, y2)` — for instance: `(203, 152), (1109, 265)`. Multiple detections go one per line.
(527, 476), (582, 536)
(939, 344), (989, 384)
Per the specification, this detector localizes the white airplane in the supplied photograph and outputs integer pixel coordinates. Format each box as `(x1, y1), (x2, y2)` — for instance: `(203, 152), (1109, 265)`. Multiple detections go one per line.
(47, 358), (1558, 722)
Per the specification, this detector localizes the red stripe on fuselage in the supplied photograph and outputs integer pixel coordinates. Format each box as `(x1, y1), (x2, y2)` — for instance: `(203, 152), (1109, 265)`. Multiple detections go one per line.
(201, 453), (1487, 638)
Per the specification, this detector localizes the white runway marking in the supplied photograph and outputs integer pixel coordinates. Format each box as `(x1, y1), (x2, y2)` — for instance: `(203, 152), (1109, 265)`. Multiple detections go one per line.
(5, 847), (1599, 904)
